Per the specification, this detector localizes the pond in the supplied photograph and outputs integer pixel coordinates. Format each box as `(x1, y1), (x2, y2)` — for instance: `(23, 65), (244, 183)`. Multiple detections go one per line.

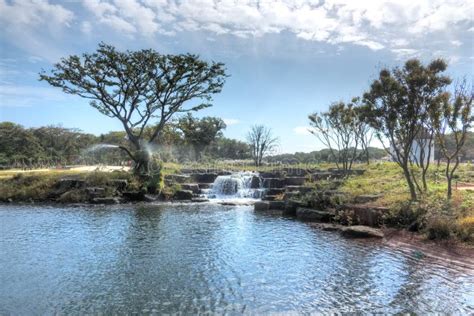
(0, 203), (473, 314)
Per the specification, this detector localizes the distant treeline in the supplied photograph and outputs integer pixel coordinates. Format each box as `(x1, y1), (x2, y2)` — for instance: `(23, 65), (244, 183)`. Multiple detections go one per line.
(1, 120), (472, 168)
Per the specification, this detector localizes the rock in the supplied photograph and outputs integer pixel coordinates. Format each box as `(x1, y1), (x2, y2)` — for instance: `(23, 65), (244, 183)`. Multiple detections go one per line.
(198, 183), (211, 190)
(57, 178), (86, 191)
(269, 200), (285, 210)
(108, 179), (128, 191)
(57, 189), (88, 203)
(296, 207), (334, 222)
(351, 169), (366, 175)
(354, 194), (383, 204)
(341, 225), (384, 238)
(285, 177), (306, 186)
(181, 183), (200, 194)
(91, 197), (120, 204)
(284, 192), (300, 200)
(85, 187), (106, 198)
(122, 191), (146, 201)
(282, 168), (308, 177)
(310, 172), (332, 181)
(259, 172), (281, 179)
(337, 205), (390, 227)
(262, 195), (278, 201)
(250, 175), (261, 189)
(164, 174), (191, 184)
(266, 188), (285, 195)
(254, 201), (270, 211)
(143, 194), (157, 202)
(310, 223), (344, 232)
(263, 178), (285, 189)
(191, 173), (218, 184)
(283, 200), (303, 216)
(174, 189), (193, 200)
(191, 197), (209, 203)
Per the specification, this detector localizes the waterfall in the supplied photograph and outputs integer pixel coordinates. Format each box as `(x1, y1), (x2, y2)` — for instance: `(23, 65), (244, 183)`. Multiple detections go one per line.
(205, 172), (264, 200)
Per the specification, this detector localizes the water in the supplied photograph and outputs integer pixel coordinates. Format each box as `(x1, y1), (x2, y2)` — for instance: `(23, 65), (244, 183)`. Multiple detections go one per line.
(0, 204), (473, 314)
(205, 172), (264, 201)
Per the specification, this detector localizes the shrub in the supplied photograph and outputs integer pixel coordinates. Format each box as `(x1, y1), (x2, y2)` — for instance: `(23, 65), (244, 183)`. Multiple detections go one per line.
(456, 216), (474, 242)
(426, 215), (454, 240)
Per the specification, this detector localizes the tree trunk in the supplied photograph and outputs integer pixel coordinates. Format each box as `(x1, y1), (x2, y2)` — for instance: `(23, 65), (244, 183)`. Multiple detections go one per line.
(402, 166), (418, 200)
(447, 176), (453, 199)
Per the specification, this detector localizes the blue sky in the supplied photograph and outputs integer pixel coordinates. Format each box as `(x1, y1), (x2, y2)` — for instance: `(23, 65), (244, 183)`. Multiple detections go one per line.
(0, 0), (473, 153)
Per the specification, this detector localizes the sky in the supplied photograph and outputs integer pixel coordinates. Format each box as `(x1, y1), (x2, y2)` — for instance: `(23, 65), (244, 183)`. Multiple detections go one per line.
(0, 0), (473, 153)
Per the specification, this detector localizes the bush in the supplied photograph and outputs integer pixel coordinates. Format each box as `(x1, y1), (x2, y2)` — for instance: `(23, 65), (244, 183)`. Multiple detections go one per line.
(426, 215), (454, 240)
(456, 216), (474, 242)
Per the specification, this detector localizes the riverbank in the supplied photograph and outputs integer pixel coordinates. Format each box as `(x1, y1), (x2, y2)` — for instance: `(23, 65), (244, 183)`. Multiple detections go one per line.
(0, 162), (473, 244)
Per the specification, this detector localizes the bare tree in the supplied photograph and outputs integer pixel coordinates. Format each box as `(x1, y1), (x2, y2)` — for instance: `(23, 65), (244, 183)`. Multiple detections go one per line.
(246, 125), (278, 167)
(430, 80), (473, 199)
(40, 43), (227, 175)
(309, 101), (359, 173)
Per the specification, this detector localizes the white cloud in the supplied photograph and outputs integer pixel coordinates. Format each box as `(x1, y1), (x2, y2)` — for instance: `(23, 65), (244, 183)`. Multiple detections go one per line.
(223, 118), (240, 126)
(0, 0), (74, 28)
(76, 0), (472, 55)
(293, 126), (314, 136)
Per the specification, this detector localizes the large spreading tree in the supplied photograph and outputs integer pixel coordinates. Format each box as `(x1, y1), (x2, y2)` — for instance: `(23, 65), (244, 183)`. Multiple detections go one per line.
(40, 43), (227, 175)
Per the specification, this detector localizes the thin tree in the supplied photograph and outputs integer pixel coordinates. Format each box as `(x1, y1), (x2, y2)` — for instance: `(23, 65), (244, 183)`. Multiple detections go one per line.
(430, 80), (473, 199)
(309, 102), (359, 173)
(352, 98), (373, 164)
(246, 125), (278, 167)
(40, 43), (227, 175)
(364, 59), (451, 200)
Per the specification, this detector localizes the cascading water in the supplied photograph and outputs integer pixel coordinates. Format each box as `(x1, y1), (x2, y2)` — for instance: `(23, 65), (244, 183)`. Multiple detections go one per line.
(204, 172), (264, 201)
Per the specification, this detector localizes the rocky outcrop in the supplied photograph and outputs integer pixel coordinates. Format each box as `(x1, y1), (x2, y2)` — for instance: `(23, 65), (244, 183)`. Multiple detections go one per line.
(164, 174), (191, 184)
(340, 225), (384, 238)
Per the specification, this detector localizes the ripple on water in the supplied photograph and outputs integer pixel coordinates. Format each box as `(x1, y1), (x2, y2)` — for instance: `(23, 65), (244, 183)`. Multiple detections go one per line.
(0, 203), (473, 314)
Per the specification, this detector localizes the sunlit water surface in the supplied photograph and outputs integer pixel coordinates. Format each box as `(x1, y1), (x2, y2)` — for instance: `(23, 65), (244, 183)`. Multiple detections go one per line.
(1, 204), (473, 314)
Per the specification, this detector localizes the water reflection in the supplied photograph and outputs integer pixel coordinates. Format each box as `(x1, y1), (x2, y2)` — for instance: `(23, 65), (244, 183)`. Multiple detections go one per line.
(0, 204), (472, 314)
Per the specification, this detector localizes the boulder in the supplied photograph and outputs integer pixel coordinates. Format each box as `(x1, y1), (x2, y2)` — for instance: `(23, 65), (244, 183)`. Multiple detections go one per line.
(181, 183), (200, 194)
(191, 197), (209, 203)
(174, 189), (193, 200)
(269, 200), (285, 210)
(341, 225), (384, 238)
(191, 173), (218, 184)
(91, 197), (120, 204)
(250, 175), (261, 189)
(254, 201), (270, 211)
(282, 168), (308, 177)
(285, 177), (306, 186)
(296, 207), (334, 222)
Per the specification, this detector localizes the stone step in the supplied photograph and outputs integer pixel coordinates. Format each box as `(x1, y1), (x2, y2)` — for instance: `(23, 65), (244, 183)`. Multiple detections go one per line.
(181, 183), (200, 194)
(285, 177), (306, 186)
(262, 195), (278, 201)
(254, 201), (270, 211)
(191, 173), (218, 183)
(164, 174), (191, 184)
(262, 178), (285, 189)
(265, 188), (285, 195)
